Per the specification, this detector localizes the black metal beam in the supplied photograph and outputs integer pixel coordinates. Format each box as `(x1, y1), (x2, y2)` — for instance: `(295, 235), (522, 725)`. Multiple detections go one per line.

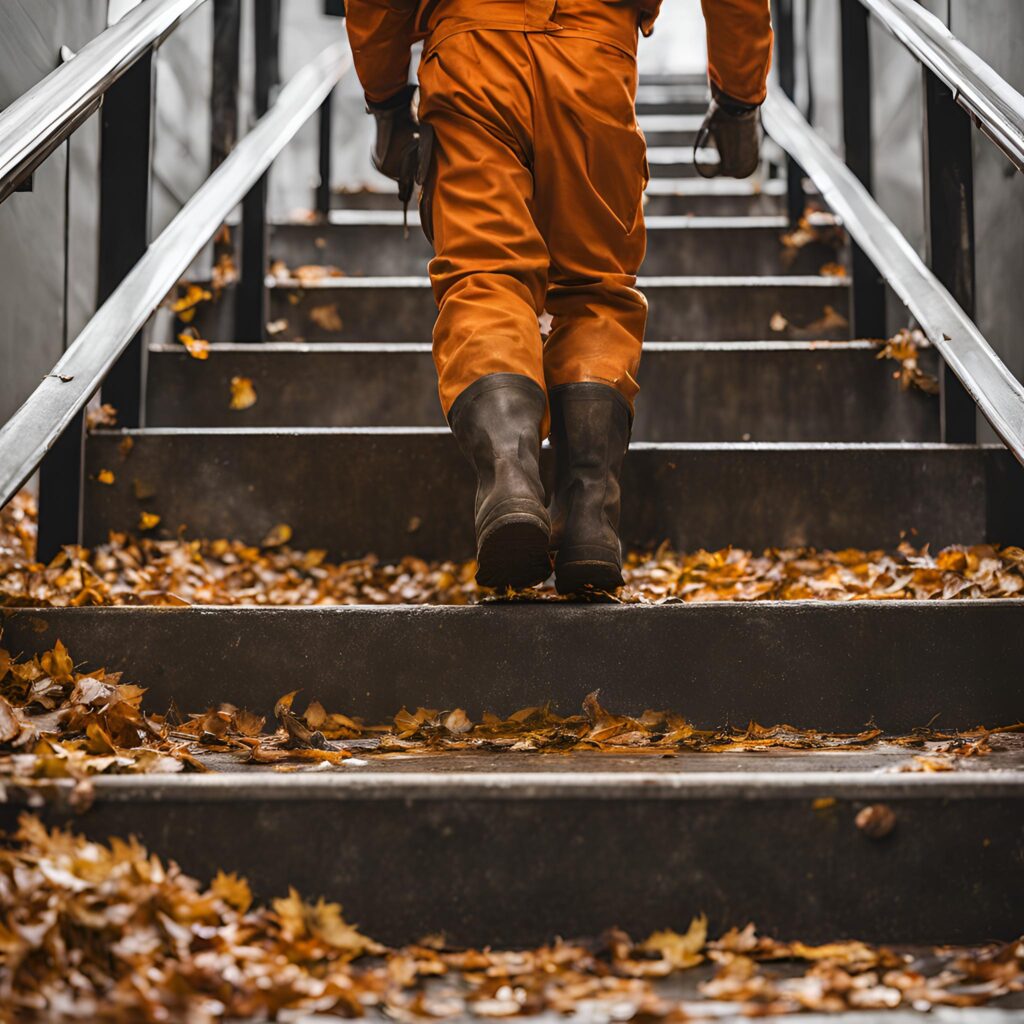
(923, 70), (977, 443)
(236, 0), (281, 341)
(316, 86), (335, 218)
(98, 50), (155, 427)
(839, 0), (887, 337)
(774, 0), (806, 226)
(210, 0), (241, 171)
(35, 408), (85, 562)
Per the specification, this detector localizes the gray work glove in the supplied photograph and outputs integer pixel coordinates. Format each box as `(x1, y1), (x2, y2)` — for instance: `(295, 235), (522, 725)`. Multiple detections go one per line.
(694, 86), (762, 179)
(367, 84), (420, 206)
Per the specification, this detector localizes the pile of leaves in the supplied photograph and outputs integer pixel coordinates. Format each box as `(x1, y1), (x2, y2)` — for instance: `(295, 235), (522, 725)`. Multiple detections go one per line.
(3, 492), (1023, 607)
(0, 815), (1020, 1021)
(0, 638), (1016, 782)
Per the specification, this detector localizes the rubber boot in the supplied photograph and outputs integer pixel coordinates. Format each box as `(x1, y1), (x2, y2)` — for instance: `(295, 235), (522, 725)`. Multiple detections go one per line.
(548, 383), (631, 595)
(448, 374), (552, 590)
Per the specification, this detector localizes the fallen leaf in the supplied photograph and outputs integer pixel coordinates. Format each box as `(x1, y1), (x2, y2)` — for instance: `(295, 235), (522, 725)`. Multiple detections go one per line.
(229, 376), (257, 410)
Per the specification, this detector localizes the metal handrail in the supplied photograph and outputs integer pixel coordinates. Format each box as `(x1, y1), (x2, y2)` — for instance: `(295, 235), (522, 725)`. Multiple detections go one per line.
(857, 0), (1024, 171)
(0, 0), (207, 204)
(763, 92), (1024, 467)
(0, 40), (351, 508)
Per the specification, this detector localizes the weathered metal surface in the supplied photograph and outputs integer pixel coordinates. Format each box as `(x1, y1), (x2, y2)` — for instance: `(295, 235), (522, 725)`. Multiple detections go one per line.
(5, 602), (1024, 730)
(1, 768), (1020, 945)
(184, 277), (850, 343)
(268, 214), (844, 277)
(83, 432), (1021, 557)
(145, 341), (937, 442)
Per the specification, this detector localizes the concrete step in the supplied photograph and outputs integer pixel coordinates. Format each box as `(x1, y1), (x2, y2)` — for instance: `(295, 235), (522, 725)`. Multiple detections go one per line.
(330, 179), (807, 217)
(642, 178), (819, 216)
(83, 432), (1020, 558)
(3, 760), (1020, 946)
(269, 213), (844, 277)
(145, 341), (936, 442)
(186, 277), (850, 343)
(7, 602), (1023, 731)
(638, 112), (705, 147)
(638, 72), (709, 88)
(635, 95), (708, 117)
(647, 145), (720, 177)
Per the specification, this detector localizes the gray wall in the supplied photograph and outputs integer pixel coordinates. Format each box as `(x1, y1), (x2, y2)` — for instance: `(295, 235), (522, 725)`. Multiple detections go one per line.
(0, 1), (106, 426)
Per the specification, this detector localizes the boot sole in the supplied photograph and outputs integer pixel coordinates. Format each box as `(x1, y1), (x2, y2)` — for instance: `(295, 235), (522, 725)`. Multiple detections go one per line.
(555, 559), (624, 596)
(476, 515), (552, 590)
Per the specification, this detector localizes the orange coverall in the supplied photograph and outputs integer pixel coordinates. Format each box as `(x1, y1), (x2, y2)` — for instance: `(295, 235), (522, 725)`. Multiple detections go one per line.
(346, 1), (773, 428)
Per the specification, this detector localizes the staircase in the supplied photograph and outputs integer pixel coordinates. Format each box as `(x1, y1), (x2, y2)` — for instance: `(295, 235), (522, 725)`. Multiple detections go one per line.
(3, 63), (1022, 953)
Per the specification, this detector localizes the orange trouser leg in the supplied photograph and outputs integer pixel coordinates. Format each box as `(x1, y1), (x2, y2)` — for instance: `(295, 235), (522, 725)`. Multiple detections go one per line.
(531, 35), (648, 411)
(418, 33), (548, 428)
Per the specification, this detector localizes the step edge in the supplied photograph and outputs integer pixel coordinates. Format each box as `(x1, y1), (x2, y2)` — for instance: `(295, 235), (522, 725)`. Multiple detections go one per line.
(8, 771), (1024, 803)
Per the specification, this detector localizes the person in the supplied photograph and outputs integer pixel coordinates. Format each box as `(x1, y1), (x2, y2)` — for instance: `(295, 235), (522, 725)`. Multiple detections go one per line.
(345, 0), (773, 593)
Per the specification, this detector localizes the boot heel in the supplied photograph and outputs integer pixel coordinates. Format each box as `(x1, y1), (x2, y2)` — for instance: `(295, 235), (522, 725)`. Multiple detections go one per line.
(554, 555), (624, 595)
(477, 513), (552, 590)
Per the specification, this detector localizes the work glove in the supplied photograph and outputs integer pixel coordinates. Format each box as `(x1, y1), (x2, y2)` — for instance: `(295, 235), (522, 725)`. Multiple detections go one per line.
(367, 84), (421, 213)
(694, 86), (762, 179)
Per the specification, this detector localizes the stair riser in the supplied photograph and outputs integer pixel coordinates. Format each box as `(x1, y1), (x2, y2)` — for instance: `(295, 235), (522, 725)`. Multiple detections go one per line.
(145, 345), (937, 442)
(186, 281), (851, 343)
(332, 186), (793, 217)
(83, 435), (1020, 557)
(648, 159), (717, 178)
(635, 99), (708, 116)
(3, 785), (1019, 946)
(639, 129), (698, 147)
(642, 188), (788, 216)
(269, 222), (843, 277)
(6, 603), (1023, 730)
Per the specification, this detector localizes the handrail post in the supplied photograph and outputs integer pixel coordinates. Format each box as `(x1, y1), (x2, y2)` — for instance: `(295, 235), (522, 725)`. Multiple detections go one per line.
(840, 0), (887, 338)
(211, 0), (242, 172)
(99, 48), (155, 424)
(317, 0), (344, 217)
(39, 43), (155, 560)
(923, 68), (978, 443)
(36, 410), (85, 563)
(236, 0), (281, 341)
(775, 0), (806, 226)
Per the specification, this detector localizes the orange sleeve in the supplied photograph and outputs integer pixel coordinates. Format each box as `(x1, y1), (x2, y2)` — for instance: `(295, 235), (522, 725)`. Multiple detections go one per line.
(700, 0), (774, 106)
(345, 0), (419, 105)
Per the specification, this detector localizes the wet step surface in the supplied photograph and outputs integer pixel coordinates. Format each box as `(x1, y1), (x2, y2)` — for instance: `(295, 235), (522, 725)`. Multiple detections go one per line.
(146, 340), (935, 441)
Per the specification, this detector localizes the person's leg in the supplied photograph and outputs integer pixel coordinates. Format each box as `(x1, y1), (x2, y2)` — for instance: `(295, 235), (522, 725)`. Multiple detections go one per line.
(530, 34), (648, 593)
(418, 31), (552, 589)
(418, 30), (550, 429)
